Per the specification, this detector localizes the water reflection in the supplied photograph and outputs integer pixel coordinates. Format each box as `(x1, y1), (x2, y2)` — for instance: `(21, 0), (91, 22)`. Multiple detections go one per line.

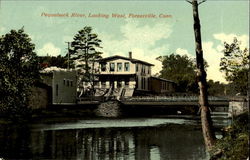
(0, 119), (212, 160)
(31, 128), (135, 160)
(0, 125), (32, 159)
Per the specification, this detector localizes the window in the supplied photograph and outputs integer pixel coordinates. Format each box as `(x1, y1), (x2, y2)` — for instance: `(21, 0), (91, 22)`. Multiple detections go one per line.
(101, 81), (106, 87)
(67, 80), (69, 86)
(117, 63), (122, 71)
(136, 63), (138, 72)
(117, 81), (122, 88)
(124, 62), (130, 71)
(141, 77), (145, 89)
(101, 63), (106, 72)
(63, 79), (66, 85)
(142, 78), (144, 89)
(125, 80), (129, 86)
(110, 63), (115, 72)
(142, 65), (145, 74)
(70, 81), (73, 87)
(125, 77), (129, 86)
(167, 83), (170, 90)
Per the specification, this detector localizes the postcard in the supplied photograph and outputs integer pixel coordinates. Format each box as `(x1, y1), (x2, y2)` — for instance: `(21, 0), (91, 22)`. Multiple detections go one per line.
(0, 0), (249, 159)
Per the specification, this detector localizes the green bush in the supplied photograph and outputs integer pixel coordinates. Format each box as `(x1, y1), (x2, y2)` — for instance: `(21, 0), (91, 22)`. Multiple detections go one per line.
(210, 112), (249, 160)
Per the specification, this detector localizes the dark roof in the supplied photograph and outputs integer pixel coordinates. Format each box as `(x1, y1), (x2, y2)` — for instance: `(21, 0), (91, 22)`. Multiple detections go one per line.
(150, 76), (175, 83)
(98, 55), (154, 66)
(95, 73), (136, 76)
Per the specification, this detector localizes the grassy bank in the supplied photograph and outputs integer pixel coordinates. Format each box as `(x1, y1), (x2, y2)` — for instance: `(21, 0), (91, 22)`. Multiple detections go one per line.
(210, 112), (249, 160)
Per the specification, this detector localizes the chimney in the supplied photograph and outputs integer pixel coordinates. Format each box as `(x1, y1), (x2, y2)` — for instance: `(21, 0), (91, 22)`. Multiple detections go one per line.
(129, 51), (132, 59)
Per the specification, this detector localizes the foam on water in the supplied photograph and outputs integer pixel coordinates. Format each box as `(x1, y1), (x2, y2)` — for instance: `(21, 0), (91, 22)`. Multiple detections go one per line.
(32, 118), (197, 131)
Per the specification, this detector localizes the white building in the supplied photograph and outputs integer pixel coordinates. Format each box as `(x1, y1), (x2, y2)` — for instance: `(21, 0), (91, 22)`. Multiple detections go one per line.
(41, 67), (77, 105)
(97, 52), (153, 89)
(85, 52), (175, 98)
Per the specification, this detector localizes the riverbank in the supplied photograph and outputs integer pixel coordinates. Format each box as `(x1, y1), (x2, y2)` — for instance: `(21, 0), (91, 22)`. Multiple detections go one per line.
(210, 112), (249, 160)
(0, 103), (230, 125)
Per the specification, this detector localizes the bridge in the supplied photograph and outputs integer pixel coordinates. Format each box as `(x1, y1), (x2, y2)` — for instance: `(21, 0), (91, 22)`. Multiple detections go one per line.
(120, 96), (229, 106)
(74, 96), (230, 117)
(77, 96), (229, 108)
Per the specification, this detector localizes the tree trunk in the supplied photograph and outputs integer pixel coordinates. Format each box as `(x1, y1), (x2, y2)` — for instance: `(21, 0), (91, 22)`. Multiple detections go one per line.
(191, 0), (216, 150)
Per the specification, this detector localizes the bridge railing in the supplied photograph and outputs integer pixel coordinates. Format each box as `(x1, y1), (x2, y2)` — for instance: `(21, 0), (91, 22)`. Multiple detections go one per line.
(121, 96), (228, 102)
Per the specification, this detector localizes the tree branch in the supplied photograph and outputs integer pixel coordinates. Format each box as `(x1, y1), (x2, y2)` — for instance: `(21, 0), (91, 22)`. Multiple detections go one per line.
(186, 0), (193, 4)
(198, 0), (206, 5)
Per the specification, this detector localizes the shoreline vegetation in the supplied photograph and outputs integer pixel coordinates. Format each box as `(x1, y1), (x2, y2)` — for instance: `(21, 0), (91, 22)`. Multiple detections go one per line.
(210, 112), (249, 160)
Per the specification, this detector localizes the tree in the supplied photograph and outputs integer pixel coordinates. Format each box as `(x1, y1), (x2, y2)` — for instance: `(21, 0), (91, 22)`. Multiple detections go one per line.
(220, 38), (249, 95)
(187, 0), (216, 151)
(70, 26), (103, 96)
(157, 54), (198, 93)
(38, 55), (70, 69)
(207, 80), (226, 96)
(0, 28), (40, 119)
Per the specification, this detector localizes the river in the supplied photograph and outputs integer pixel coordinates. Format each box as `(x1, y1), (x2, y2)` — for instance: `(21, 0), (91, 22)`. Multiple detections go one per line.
(0, 117), (230, 160)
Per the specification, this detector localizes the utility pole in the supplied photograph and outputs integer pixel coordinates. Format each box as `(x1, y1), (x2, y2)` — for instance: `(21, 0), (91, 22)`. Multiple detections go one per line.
(66, 42), (71, 70)
(187, 0), (216, 151)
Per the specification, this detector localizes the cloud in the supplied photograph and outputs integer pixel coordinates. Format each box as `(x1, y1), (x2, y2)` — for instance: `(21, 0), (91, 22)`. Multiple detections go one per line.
(174, 47), (227, 83)
(175, 48), (194, 58)
(202, 33), (249, 83)
(0, 26), (6, 34)
(99, 20), (172, 74)
(203, 41), (226, 83)
(173, 34), (249, 83)
(174, 46), (226, 83)
(213, 33), (249, 50)
(37, 42), (61, 56)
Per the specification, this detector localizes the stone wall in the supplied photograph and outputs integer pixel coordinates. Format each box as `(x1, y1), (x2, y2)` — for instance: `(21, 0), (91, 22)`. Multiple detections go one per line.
(95, 101), (121, 117)
(228, 97), (248, 117)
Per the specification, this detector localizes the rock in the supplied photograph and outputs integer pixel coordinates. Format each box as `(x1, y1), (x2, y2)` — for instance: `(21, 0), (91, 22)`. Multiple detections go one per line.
(95, 101), (121, 117)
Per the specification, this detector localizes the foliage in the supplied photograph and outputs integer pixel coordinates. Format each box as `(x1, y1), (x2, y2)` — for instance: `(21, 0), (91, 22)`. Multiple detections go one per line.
(0, 28), (40, 120)
(207, 80), (226, 96)
(70, 26), (103, 95)
(220, 38), (249, 95)
(38, 55), (71, 69)
(157, 54), (199, 93)
(210, 112), (249, 160)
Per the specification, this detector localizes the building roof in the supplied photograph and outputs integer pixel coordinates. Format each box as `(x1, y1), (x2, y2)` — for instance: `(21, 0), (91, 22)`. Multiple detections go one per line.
(98, 55), (154, 66)
(95, 73), (136, 76)
(40, 66), (76, 74)
(150, 76), (175, 83)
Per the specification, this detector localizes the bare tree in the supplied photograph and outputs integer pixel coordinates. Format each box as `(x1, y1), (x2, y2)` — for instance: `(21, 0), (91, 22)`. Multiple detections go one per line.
(187, 0), (216, 150)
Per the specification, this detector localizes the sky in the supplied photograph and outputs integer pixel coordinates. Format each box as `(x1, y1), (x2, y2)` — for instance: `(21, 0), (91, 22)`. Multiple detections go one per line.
(0, 0), (249, 83)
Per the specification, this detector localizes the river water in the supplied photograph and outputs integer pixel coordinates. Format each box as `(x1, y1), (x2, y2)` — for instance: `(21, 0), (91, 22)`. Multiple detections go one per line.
(0, 117), (230, 160)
